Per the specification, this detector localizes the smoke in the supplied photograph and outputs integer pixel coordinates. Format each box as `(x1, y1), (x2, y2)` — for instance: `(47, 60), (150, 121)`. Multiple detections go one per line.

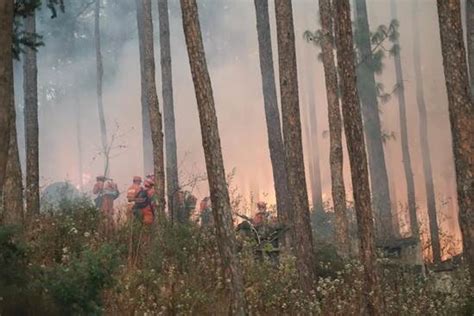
(14, 0), (460, 255)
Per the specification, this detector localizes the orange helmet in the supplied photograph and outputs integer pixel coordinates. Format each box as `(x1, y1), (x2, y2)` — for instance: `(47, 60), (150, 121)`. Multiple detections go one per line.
(144, 178), (155, 188)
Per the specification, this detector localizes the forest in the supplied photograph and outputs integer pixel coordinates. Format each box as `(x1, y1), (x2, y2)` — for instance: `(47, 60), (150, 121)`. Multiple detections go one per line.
(0, 0), (473, 315)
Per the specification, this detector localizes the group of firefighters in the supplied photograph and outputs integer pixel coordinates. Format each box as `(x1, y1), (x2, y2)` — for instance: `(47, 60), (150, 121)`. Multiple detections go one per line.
(92, 175), (274, 229)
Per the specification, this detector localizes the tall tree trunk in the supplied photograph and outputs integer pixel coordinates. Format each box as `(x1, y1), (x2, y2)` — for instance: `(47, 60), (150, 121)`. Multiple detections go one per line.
(94, 0), (108, 176)
(412, 0), (441, 264)
(303, 98), (316, 207)
(0, 1), (13, 196)
(437, 0), (474, 294)
(180, 0), (246, 313)
(307, 70), (324, 213)
(4, 75), (23, 225)
(354, 0), (394, 240)
(275, 0), (316, 294)
(253, 0), (290, 221)
(318, 0), (350, 255)
(138, 13), (153, 178)
(466, 0), (474, 94)
(69, 21), (83, 191)
(390, 0), (418, 239)
(136, 0), (166, 218)
(334, 0), (382, 314)
(76, 98), (84, 190)
(158, 0), (180, 223)
(23, 11), (40, 215)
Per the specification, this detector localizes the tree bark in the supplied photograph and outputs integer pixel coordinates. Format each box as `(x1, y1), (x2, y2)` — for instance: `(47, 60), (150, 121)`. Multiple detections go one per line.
(158, 0), (180, 223)
(275, 0), (316, 294)
(466, 0), (474, 94)
(3, 74), (23, 225)
(180, 0), (246, 313)
(306, 61), (324, 214)
(136, 0), (166, 218)
(437, 0), (474, 293)
(0, 1), (13, 196)
(318, 0), (350, 255)
(390, 0), (418, 239)
(253, 0), (290, 222)
(354, 0), (394, 240)
(412, 0), (441, 264)
(334, 0), (382, 314)
(23, 11), (40, 215)
(94, 0), (109, 176)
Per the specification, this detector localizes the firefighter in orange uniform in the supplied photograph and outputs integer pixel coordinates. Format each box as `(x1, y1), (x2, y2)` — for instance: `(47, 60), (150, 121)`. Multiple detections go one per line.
(253, 201), (271, 227)
(126, 176), (142, 218)
(142, 178), (156, 225)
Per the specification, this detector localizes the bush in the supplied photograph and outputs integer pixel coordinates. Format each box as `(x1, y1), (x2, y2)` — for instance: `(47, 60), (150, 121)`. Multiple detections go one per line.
(43, 244), (119, 315)
(0, 198), (469, 315)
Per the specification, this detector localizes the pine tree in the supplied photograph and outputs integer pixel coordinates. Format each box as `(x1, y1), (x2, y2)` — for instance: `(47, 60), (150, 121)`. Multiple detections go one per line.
(4, 70), (23, 224)
(334, 0), (382, 313)
(412, 0), (441, 263)
(275, 0), (316, 293)
(136, 0), (166, 217)
(354, 0), (394, 239)
(180, 0), (246, 313)
(466, 0), (474, 94)
(390, 0), (418, 239)
(318, 0), (350, 255)
(158, 0), (180, 223)
(94, 0), (109, 176)
(253, 0), (290, 223)
(437, 0), (474, 294)
(23, 10), (40, 215)
(0, 1), (13, 196)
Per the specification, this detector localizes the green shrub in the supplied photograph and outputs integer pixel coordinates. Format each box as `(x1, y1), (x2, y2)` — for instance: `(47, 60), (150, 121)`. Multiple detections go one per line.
(44, 244), (119, 315)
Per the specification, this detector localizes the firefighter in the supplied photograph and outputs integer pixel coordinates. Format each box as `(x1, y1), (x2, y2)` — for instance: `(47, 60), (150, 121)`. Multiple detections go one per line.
(126, 176), (142, 218)
(253, 201), (272, 227)
(93, 176), (119, 234)
(199, 196), (213, 227)
(133, 178), (155, 225)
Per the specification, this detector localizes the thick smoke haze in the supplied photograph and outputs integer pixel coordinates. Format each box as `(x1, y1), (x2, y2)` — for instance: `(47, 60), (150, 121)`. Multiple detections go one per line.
(14, 0), (460, 257)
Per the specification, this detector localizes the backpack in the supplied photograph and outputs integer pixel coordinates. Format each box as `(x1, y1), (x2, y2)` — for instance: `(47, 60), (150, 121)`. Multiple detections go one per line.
(133, 188), (150, 210)
(94, 195), (103, 209)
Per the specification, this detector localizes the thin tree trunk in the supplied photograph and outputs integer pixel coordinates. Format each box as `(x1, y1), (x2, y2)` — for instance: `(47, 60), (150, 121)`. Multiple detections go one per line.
(354, 0), (394, 240)
(306, 67), (324, 213)
(68, 21), (84, 191)
(4, 75), (23, 225)
(318, 0), (350, 255)
(0, 1), (13, 196)
(303, 98), (316, 208)
(76, 98), (84, 190)
(136, 0), (166, 218)
(158, 0), (180, 223)
(466, 0), (474, 94)
(253, 0), (290, 222)
(180, 0), (246, 313)
(94, 0), (108, 176)
(23, 11), (40, 215)
(412, 0), (441, 264)
(334, 0), (382, 314)
(390, 0), (418, 240)
(437, 0), (474, 294)
(275, 0), (316, 294)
